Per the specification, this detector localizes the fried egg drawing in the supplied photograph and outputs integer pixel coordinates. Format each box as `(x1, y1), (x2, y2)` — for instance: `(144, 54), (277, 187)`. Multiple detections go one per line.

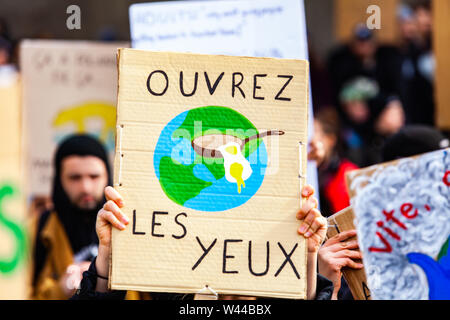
(218, 142), (253, 194)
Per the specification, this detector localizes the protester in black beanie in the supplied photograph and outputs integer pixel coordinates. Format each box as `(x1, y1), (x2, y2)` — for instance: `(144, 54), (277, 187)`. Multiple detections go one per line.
(32, 134), (111, 299)
(52, 134), (112, 254)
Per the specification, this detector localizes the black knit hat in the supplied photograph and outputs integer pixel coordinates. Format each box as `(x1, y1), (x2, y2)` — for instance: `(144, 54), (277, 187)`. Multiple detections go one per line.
(382, 125), (449, 161)
(53, 134), (111, 184)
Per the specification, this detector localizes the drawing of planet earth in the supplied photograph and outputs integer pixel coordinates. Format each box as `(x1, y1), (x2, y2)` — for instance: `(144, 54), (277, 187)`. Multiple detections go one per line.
(154, 106), (267, 212)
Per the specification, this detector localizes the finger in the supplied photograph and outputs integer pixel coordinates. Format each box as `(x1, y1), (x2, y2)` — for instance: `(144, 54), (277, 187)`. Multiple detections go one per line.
(333, 239), (360, 251)
(296, 196), (319, 220)
(301, 185), (315, 199)
(302, 207), (321, 229)
(334, 249), (363, 261)
(326, 229), (358, 245)
(103, 200), (129, 225)
(340, 258), (364, 270)
(99, 208), (126, 230)
(304, 215), (327, 238)
(105, 186), (124, 208)
(298, 208), (321, 235)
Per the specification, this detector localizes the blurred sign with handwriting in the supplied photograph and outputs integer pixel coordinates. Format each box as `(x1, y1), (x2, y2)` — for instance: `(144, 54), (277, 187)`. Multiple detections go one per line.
(0, 73), (29, 299)
(129, 0), (308, 59)
(110, 49), (309, 299)
(346, 149), (450, 300)
(20, 40), (129, 197)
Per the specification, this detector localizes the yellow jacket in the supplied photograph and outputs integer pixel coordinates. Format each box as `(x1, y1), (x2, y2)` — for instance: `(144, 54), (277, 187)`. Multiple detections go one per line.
(32, 211), (146, 300)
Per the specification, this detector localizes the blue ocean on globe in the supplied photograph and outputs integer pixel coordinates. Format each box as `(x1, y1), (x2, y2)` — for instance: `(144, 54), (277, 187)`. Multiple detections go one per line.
(154, 110), (268, 212)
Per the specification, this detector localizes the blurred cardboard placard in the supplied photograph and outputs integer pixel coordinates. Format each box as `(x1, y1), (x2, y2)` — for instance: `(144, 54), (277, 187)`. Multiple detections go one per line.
(110, 49), (309, 299)
(346, 149), (450, 300)
(327, 206), (371, 300)
(334, 0), (399, 44)
(0, 73), (30, 299)
(433, 0), (450, 130)
(20, 40), (129, 198)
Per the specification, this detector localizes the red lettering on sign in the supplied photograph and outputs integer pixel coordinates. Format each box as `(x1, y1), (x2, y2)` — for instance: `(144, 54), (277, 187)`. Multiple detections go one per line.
(444, 171), (450, 187)
(384, 227), (401, 241)
(400, 203), (419, 219)
(372, 202), (429, 253)
(376, 221), (401, 241)
(382, 209), (407, 230)
(369, 232), (393, 253)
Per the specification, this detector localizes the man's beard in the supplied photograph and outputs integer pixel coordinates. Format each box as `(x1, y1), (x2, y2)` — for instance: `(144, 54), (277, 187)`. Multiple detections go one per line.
(71, 193), (103, 212)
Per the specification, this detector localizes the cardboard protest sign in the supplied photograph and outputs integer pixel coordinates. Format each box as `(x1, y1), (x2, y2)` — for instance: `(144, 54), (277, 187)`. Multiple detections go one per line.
(327, 206), (371, 300)
(110, 49), (309, 299)
(20, 40), (128, 197)
(129, 0), (320, 198)
(346, 149), (450, 300)
(0, 73), (30, 299)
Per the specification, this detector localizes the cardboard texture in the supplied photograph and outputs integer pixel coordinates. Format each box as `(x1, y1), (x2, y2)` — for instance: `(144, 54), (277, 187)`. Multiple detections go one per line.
(111, 49), (309, 299)
(0, 74), (30, 299)
(20, 40), (129, 197)
(433, 0), (450, 130)
(327, 206), (371, 300)
(346, 149), (450, 300)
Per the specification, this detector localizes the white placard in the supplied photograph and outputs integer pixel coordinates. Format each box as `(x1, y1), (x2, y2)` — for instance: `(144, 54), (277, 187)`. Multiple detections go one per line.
(130, 0), (308, 59)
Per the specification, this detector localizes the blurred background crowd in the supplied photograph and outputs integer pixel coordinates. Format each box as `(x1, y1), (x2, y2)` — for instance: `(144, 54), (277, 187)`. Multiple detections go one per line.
(308, 0), (442, 216)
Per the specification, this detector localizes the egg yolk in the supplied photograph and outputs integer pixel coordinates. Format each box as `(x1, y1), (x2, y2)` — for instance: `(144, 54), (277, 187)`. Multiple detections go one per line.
(230, 162), (245, 193)
(225, 145), (238, 155)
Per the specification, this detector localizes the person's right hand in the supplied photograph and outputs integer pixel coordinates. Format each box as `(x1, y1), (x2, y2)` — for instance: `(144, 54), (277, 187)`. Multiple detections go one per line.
(96, 186), (129, 249)
(318, 230), (364, 299)
(60, 261), (91, 298)
(94, 187), (130, 292)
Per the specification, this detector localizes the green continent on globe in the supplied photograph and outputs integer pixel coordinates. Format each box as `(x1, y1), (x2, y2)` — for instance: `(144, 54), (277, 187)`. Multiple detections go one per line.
(158, 157), (212, 205)
(158, 106), (261, 206)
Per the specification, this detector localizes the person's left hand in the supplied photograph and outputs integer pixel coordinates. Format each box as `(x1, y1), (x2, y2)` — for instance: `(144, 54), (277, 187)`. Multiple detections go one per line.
(318, 230), (364, 298)
(296, 185), (327, 253)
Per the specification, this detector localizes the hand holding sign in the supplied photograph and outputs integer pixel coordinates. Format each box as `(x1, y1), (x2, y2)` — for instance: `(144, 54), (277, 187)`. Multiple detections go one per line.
(297, 185), (328, 253)
(96, 186), (129, 246)
(94, 184), (326, 298)
(94, 186), (129, 292)
(318, 230), (363, 299)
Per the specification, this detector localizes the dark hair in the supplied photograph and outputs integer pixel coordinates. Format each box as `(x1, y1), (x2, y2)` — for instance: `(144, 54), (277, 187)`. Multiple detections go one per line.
(0, 17), (10, 39)
(315, 107), (346, 157)
(316, 107), (340, 138)
(412, 0), (431, 11)
(382, 125), (449, 161)
(0, 36), (12, 53)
